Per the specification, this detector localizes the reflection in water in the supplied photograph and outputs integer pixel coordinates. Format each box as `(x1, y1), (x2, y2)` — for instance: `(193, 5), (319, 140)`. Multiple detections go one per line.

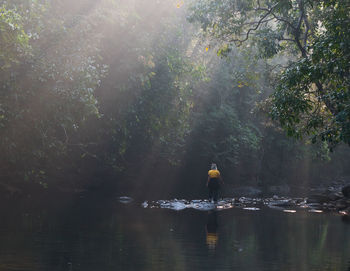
(206, 210), (218, 249)
(0, 198), (349, 271)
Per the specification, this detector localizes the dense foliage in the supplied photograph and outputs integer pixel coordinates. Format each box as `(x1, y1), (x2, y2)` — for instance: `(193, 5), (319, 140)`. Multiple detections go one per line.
(188, 0), (350, 147)
(271, 0), (350, 146)
(0, 1), (105, 185)
(0, 0), (349, 196)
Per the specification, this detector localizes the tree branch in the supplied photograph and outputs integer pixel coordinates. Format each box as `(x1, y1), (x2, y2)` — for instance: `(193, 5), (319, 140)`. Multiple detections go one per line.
(269, 11), (297, 31)
(294, 36), (308, 58)
(280, 37), (296, 43)
(302, 12), (311, 48)
(256, 3), (296, 31)
(242, 17), (274, 26)
(293, 0), (308, 58)
(230, 3), (279, 45)
(315, 81), (338, 115)
(296, 0), (304, 31)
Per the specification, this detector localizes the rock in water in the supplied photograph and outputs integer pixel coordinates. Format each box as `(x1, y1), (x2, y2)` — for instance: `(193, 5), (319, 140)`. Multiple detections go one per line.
(191, 202), (216, 211)
(307, 194), (333, 204)
(165, 201), (187, 211)
(118, 196), (134, 204)
(342, 185), (350, 198)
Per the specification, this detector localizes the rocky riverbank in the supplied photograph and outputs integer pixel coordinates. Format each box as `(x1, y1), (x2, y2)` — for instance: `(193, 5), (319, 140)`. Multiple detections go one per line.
(140, 184), (350, 216)
(306, 184), (350, 215)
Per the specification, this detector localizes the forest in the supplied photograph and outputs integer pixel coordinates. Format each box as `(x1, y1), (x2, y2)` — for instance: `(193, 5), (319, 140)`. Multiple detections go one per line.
(1, 0), (350, 199)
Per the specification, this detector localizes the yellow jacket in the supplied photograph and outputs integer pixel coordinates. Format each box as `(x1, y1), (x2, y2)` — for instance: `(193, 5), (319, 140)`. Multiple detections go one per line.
(208, 169), (220, 179)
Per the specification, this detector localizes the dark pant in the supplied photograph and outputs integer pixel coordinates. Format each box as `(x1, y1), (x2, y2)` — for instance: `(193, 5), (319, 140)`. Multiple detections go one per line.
(208, 178), (220, 202)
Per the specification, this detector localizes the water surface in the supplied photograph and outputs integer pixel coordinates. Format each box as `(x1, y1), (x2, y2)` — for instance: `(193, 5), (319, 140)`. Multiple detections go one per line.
(0, 197), (349, 271)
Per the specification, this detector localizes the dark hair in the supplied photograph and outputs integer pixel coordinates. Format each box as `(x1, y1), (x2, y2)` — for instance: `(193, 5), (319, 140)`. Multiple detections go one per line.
(211, 163), (217, 170)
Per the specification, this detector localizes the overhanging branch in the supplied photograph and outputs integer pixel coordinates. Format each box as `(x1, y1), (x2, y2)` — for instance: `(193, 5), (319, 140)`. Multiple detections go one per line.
(230, 3), (279, 45)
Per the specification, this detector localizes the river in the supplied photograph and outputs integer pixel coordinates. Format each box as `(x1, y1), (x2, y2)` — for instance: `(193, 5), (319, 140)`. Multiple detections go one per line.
(0, 195), (349, 271)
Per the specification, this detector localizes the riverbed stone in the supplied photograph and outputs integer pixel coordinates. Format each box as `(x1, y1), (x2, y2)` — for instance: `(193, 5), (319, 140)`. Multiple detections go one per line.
(334, 198), (349, 210)
(268, 199), (295, 208)
(118, 196), (134, 204)
(307, 194), (334, 204)
(325, 192), (343, 201)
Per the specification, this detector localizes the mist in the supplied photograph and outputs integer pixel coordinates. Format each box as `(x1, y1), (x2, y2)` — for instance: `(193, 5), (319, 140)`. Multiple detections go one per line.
(0, 0), (349, 200)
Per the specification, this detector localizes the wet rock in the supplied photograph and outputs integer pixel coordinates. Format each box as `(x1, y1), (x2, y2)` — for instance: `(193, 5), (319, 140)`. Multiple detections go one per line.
(326, 192), (343, 201)
(334, 198), (350, 210)
(164, 201), (187, 211)
(141, 194), (349, 214)
(308, 209), (323, 213)
(342, 185), (350, 198)
(118, 196), (134, 204)
(283, 209), (296, 213)
(306, 203), (322, 209)
(144, 199), (233, 211)
(307, 194), (334, 204)
(294, 198), (305, 204)
(237, 197), (254, 204)
(339, 206), (350, 224)
(191, 202), (216, 211)
(335, 199), (348, 210)
(267, 198), (295, 208)
(306, 184), (350, 211)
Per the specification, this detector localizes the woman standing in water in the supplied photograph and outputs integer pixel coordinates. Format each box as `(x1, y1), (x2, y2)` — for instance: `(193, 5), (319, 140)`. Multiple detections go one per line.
(206, 163), (223, 203)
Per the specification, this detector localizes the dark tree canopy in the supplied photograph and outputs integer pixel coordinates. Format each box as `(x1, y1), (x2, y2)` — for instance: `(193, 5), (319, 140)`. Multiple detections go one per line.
(0, 0), (349, 196)
(188, 0), (350, 147)
(271, 0), (350, 146)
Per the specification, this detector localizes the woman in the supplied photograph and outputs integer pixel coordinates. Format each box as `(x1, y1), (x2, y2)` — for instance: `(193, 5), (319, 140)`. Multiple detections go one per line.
(206, 163), (223, 203)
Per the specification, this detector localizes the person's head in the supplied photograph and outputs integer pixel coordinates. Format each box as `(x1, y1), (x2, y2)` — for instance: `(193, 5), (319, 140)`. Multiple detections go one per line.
(211, 163), (217, 170)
